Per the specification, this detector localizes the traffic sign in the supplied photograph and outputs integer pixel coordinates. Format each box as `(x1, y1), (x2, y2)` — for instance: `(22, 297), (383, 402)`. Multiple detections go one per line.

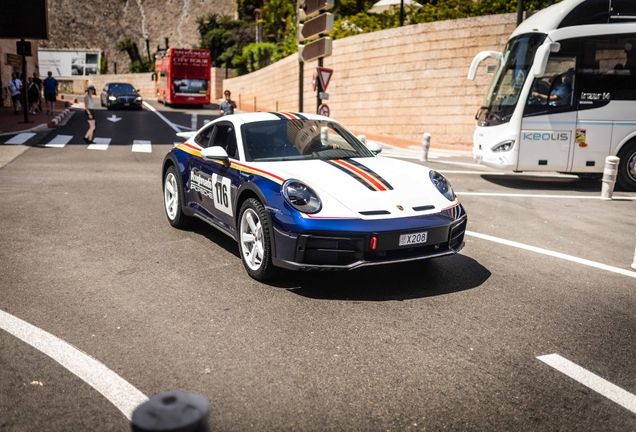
(298, 37), (332, 63)
(317, 67), (333, 91)
(298, 13), (334, 42)
(300, 0), (335, 20)
(5, 53), (22, 68)
(318, 104), (330, 117)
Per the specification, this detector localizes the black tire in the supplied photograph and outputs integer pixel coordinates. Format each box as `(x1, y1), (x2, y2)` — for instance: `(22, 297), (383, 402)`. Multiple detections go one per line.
(163, 165), (192, 228)
(238, 198), (277, 281)
(617, 141), (636, 191)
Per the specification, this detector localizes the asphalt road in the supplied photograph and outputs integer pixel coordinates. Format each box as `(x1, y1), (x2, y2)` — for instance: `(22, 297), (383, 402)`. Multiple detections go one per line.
(1, 109), (635, 431)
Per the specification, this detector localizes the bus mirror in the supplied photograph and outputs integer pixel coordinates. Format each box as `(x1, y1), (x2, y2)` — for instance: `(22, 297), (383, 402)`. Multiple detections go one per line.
(467, 51), (502, 81)
(532, 43), (561, 77)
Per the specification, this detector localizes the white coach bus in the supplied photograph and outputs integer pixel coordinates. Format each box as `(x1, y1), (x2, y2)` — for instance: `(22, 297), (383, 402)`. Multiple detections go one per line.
(468, 0), (636, 190)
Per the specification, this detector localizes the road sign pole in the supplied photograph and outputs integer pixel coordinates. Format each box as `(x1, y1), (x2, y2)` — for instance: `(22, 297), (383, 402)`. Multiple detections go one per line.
(19, 39), (30, 125)
(316, 58), (323, 114)
(299, 61), (303, 112)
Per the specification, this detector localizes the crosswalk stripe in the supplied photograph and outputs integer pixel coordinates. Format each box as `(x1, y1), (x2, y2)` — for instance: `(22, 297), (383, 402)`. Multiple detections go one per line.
(132, 140), (152, 153)
(5, 133), (36, 145)
(87, 137), (111, 151)
(45, 135), (73, 148)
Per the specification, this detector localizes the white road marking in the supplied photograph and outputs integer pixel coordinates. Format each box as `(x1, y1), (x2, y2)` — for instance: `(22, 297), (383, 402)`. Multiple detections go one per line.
(142, 101), (181, 133)
(466, 230), (636, 279)
(132, 140), (152, 153)
(537, 354), (636, 414)
(87, 137), (111, 151)
(5, 133), (36, 145)
(441, 170), (506, 175)
(458, 192), (636, 200)
(0, 309), (148, 420)
(45, 135), (73, 148)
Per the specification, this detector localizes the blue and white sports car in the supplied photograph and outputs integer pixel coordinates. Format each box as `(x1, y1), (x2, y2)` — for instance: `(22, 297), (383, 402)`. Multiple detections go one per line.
(162, 112), (466, 280)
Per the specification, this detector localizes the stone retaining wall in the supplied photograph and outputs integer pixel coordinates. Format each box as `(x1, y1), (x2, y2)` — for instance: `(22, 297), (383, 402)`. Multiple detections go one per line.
(224, 14), (517, 147)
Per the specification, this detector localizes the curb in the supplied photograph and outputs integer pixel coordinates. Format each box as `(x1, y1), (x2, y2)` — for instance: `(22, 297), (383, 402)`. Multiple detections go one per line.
(47, 108), (71, 128)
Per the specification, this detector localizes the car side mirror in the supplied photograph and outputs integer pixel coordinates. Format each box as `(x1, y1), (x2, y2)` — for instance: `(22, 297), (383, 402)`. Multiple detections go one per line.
(201, 146), (230, 167)
(366, 141), (382, 155)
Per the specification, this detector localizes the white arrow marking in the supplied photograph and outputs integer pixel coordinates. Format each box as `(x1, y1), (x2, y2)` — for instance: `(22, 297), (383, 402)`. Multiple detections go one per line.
(106, 115), (122, 123)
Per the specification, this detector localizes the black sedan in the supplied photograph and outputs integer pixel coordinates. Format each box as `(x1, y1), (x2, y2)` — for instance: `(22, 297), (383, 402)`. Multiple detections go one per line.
(100, 83), (143, 110)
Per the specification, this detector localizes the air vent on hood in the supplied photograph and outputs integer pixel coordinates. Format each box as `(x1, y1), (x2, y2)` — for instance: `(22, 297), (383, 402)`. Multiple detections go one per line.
(359, 210), (391, 216)
(413, 205), (435, 212)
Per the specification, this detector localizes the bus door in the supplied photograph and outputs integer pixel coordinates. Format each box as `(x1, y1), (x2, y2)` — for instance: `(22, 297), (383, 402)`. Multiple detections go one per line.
(518, 54), (577, 171)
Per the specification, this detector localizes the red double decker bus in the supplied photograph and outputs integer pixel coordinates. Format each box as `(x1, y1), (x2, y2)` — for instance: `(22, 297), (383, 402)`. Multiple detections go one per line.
(155, 48), (211, 106)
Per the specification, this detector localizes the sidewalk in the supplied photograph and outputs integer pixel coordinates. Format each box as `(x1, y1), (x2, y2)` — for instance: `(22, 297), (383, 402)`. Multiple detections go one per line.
(0, 97), (72, 136)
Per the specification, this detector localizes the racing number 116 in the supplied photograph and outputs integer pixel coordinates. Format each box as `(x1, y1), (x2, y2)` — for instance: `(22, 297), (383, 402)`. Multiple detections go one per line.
(212, 173), (233, 216)
(215, 182), (228, 207)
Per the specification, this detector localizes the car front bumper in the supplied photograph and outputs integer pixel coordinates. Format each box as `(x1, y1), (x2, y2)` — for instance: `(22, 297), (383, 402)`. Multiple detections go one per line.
(271, 207), (467, 271)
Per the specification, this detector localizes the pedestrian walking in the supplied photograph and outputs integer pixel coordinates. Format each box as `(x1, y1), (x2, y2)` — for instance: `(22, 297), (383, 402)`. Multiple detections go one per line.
(219, 90), (236, 116)
(83, 85), (97, 144)
(27, 77), (40, 115)
(8, 72), (22, 114)
(42, 71), (58, 115)
(32, 72), (43, 112)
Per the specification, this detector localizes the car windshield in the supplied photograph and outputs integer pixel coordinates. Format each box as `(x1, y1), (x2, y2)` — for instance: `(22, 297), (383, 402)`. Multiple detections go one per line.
(109, 84), (135, 92)
(242, 120), (375, 162)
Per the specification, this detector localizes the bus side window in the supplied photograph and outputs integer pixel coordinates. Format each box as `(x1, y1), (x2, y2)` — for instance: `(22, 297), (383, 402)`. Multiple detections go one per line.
(525, 54), (576, 115)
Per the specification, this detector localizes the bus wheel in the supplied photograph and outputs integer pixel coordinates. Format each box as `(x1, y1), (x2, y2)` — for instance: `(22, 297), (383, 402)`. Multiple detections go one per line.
(617, 141), (636, 191)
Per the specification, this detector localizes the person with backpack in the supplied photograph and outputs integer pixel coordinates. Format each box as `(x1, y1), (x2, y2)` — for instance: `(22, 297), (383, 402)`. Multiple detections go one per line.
(27, 77), (40, 115)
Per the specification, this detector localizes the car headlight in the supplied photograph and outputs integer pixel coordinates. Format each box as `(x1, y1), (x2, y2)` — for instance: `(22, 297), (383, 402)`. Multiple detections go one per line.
(429, 171), (455, 201)
(135, 96), (142, 101)
(282, 179), (322, 214)
(491, 140), (514, 152)
(108, 96), (117, 101)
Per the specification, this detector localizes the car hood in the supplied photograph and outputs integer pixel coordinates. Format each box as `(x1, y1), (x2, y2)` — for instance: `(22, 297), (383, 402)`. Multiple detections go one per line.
(254, 157), (457, 219)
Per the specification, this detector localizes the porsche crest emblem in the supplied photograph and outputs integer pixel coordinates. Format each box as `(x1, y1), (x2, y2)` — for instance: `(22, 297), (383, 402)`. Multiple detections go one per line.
(396, 205), (404, 211)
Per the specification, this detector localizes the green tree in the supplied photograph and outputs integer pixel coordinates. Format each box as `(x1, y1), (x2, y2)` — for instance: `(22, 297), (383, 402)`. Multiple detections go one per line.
(117, 39), (152, 72)
(260, 0), (295, 44)
(197, 13), (255, 68)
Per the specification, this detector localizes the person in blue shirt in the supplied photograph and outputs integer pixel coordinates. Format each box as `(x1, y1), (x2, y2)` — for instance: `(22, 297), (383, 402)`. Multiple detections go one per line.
(42, 71), (58, 115)
(532, 72), (573, 107)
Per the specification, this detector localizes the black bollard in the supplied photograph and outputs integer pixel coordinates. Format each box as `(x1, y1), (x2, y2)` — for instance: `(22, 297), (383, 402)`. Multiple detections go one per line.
(131, 391), (211, 432)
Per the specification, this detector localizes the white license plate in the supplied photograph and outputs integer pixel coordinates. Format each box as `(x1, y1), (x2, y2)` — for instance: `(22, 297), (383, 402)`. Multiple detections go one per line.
(399, 231), (428, 246)
(124, 103), (130, 106)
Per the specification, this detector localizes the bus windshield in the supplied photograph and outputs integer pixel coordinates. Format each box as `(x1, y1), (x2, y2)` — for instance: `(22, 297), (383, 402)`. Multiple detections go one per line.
(173, 78), (208, 95)
(477, 33), (547, 127)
